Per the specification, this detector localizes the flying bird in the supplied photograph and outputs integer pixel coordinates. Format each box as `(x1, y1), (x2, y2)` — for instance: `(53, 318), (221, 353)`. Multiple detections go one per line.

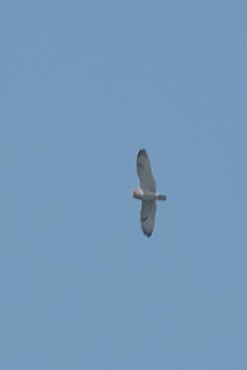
(133, 149), (167, 237)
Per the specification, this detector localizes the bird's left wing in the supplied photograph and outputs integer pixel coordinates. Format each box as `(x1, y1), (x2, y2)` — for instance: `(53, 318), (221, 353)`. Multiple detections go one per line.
(136, 149), (156, 192)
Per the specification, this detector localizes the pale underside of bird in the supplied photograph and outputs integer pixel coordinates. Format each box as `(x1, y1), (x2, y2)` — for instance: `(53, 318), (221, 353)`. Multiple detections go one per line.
(133, 149), (167, 237)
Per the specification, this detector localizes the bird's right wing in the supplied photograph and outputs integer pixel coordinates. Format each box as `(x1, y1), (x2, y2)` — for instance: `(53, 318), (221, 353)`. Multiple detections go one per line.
(136, 149), (156, 192)
(141, 201), (156, 237)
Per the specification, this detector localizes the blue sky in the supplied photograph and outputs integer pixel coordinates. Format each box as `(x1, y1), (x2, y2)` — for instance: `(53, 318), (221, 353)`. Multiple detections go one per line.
(1, 1), (247, 369)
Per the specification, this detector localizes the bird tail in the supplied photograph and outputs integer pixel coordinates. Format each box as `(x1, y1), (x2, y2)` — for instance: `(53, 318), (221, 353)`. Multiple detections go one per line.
(157, 194), (167, 201)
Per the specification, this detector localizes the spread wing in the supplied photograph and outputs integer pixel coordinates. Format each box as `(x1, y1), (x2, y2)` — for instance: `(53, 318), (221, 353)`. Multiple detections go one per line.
(136, 149), (156, 192)
(141, 201), (157, 237)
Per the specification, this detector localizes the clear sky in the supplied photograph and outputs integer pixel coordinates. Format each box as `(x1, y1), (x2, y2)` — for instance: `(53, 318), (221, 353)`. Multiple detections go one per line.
(1, 1), (247, 369)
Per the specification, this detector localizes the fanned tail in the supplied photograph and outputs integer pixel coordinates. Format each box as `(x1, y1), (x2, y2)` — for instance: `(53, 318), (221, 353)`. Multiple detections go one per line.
(157, 194), (167, 201)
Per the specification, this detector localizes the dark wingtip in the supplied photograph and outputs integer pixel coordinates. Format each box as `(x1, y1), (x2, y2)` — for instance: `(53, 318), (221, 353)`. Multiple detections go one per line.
(143, 231), (152, 237)
(137, 149), (146, 157)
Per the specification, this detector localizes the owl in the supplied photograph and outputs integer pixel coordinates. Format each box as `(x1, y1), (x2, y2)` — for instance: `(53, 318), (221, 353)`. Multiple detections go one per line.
(133, 149), (166, 237)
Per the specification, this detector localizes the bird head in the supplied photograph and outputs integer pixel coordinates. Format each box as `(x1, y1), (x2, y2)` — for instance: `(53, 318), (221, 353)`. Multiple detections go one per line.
(132, 188), (144, 199)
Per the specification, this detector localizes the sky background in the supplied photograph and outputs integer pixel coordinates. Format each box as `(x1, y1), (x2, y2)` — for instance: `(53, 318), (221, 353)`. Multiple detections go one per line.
(1, 1), (247, 369)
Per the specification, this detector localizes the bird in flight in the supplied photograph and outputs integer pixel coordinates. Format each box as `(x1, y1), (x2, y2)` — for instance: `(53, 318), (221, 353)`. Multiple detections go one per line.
(133, 149), (167, 237)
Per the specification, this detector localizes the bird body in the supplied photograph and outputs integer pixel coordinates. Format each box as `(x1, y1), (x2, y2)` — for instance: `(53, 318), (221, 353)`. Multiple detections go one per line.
(133, 149), (166, 237)
(133, 188), (166, 202)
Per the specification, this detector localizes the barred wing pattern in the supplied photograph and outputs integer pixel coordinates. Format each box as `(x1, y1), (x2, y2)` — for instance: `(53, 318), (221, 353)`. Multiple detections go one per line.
(141, 201), (157, 237)
(137, 149), (156, 193)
